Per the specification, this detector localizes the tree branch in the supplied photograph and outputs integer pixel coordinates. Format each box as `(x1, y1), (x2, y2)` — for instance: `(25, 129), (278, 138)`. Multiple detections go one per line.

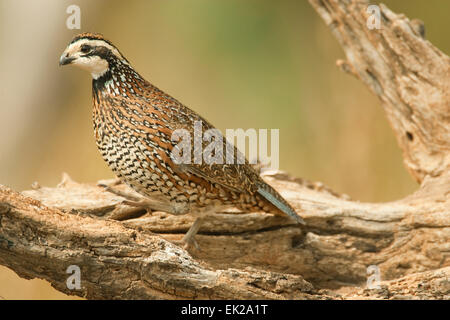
(309, 0), (450, 182)
(0, 0), (449, 299)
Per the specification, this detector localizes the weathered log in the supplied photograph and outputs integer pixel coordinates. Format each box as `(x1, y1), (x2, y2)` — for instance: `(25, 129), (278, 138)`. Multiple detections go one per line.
(0, 0), (449, 299)
(309, 0), (449, 182)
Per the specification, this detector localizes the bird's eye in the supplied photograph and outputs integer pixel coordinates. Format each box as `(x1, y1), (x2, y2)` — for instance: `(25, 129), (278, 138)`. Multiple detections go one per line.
(80, 44), (92, 54)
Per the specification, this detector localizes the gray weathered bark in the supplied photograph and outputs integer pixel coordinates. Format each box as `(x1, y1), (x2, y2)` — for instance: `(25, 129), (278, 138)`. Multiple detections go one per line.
(0, 0), (449, 299)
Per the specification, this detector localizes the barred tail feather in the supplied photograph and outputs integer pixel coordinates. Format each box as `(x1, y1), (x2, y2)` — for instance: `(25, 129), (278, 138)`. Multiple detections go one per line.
(257, 187), (305, 225)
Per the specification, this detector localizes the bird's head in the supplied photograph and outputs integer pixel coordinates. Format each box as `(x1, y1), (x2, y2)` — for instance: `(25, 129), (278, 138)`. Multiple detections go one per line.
(59, 33), (129, 79)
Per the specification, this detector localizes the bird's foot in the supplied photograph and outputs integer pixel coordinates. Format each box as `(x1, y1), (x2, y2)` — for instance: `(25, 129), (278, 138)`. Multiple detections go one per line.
(181, 233), (200, 251)
(178, 217), (203, 251)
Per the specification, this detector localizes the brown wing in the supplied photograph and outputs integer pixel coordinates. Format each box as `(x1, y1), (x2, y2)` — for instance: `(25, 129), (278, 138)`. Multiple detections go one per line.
(135, 83), (304, 223)
(170, 110), (260, 194)
(134, 86), (260, 195)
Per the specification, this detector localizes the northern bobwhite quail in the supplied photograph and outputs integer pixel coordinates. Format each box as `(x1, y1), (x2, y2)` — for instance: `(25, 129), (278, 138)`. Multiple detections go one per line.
(59, 33), (304, 248)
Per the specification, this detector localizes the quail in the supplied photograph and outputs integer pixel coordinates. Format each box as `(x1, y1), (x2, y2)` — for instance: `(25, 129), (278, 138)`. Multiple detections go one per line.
(59, 33), (304, 248)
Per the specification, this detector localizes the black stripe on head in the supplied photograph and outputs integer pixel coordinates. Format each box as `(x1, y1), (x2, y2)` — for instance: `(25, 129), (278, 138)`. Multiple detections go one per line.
(70, 33), (129, 64)
(89, 46), (114, 61)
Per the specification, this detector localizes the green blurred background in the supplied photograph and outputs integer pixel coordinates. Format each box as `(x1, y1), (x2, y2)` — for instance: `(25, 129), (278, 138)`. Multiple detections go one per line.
(0, 0), (448, 299)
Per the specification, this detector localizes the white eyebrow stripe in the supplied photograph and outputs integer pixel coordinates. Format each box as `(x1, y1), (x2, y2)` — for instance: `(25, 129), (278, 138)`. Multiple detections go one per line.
(69, 38), (128, 64)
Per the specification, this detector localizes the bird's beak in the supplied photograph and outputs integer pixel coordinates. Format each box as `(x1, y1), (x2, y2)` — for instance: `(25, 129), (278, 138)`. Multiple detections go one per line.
(59, 53), (75, 66)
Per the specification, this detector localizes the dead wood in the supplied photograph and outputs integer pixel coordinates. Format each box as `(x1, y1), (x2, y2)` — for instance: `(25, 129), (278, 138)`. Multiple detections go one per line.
(0, 0), (449, 299)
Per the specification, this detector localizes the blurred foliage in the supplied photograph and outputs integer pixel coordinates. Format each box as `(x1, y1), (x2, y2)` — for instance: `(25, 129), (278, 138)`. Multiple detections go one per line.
(0, 0), (448, 299)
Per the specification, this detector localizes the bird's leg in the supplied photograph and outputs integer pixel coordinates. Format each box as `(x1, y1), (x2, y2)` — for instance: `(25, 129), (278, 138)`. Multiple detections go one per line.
(99, 178), (204, 249)
(182, 217), (204, 250)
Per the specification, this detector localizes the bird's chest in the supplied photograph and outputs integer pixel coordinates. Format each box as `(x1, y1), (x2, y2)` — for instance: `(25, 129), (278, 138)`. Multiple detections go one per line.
(92, 107), (149, 179)
(92, 106), (184, 198)
(95, 122), (142, 177)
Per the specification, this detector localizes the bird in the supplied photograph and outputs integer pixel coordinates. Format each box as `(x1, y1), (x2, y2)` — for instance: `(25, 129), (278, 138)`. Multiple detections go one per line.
(59, 33), (304, 248)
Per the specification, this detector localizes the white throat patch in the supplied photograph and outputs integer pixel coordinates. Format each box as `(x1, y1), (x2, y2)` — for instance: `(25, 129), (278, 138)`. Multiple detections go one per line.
(73, 56), (109, 79)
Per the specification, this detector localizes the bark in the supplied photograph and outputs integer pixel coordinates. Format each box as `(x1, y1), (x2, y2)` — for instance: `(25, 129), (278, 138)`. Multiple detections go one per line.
(0, 0), (449, 299)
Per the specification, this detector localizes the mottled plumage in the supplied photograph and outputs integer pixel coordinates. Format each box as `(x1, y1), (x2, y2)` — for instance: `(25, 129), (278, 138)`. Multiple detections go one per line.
(60, 33), (304, 246)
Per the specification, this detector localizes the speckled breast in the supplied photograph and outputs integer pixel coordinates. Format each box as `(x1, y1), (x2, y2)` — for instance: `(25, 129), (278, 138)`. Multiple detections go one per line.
(91, 104), (249, 212)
